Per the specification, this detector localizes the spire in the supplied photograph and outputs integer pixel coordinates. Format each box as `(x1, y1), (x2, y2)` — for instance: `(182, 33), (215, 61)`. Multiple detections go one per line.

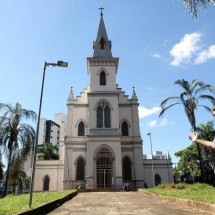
(99, 6), (104, 16)
(93, 8), (112, 58)
(68, 87), (74, 100)
(167, 152), (171, 159)
(131, 87), (138, 100)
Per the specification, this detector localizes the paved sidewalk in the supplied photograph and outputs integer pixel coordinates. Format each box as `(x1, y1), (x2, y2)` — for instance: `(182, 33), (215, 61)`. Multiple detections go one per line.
(48, 192), (215, 215)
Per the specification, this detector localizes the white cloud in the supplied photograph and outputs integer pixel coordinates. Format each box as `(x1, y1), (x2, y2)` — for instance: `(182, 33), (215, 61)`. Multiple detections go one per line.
(163, 39), (168, 46)
(148, 120), (157, 127)
(170, 32), (201, 66)
(194, 45), (215, 64)
(138, 106), (161, 118)
(151, 53), (161, 58)
(147, 118), (171, 128)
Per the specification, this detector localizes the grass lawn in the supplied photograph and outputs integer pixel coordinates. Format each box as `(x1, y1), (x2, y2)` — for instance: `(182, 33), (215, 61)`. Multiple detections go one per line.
(0, 189), (76, 215)
(140, 183), (215, 204)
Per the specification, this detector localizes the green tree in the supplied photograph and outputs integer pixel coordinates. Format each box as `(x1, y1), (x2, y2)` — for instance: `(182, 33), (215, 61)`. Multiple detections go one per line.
(0, 102), (36, 197)
(159, 79), (215, 180)
(183, 0), (215, 18)
(196, 121), (215, 168)
(175, 144), (214, 183)
(38, 142), (59, 160)
(8, 154), (26, 194)
(175, 144), (201, 181)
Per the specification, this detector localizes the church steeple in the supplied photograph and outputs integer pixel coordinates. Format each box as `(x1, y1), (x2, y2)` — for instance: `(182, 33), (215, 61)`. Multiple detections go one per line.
(93, 9), (112, 58)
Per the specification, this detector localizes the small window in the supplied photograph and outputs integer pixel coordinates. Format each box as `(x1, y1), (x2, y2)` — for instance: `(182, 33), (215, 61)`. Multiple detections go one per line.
(122, 121), (129, 136)
(100, 71), (106, 86)
(78, 121), (85, 136)
(99, 36), (106, 50)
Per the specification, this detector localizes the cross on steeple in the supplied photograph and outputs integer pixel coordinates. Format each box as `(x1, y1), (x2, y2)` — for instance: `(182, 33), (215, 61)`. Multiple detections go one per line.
(99, 6), (104, 16)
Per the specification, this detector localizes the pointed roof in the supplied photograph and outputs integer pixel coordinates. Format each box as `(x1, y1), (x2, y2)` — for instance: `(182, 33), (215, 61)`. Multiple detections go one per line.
(131, 87), (138, 100)
(93, 14), (112, 58)
(167, 152), (171, 159)
(68, 87), (74, 100)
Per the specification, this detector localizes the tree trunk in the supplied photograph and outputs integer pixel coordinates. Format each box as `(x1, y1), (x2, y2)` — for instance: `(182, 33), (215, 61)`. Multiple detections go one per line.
(3, 147), (12, 197)
(193, 126), (204, 182)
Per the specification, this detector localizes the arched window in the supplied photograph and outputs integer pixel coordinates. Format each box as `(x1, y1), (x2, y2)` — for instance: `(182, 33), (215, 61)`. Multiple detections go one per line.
(121, 121), (129, 136)
(97, 101), (111, 128)
(78, 121), (85, 136)
(43, 175), (50, 191)
(76, 158), (85, 180)
(123, 156), (132, 180)
(100, 71), (106, 85)
(104, 106), (110, 128)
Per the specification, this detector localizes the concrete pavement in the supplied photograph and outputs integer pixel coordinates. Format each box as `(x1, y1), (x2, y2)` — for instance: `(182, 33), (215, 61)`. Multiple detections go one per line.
(48, 192), (215, 215)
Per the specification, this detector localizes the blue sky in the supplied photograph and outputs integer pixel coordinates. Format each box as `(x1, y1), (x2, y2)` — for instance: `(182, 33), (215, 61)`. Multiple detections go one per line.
(0, 1), (215, 164)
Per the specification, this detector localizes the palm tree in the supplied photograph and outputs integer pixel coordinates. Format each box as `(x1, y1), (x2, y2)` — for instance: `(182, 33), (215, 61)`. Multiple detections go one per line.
(183, 0), (215, 18)
(37, 142), (59, 160)
(0, 102), (36, 197)
(196, 121), (215, 170)
(159, 79), (215, 180)
(197, 121), (215, 141)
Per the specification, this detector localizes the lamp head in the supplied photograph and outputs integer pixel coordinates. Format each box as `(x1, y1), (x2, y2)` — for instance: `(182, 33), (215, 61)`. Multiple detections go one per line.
(57, 61), (68, 67)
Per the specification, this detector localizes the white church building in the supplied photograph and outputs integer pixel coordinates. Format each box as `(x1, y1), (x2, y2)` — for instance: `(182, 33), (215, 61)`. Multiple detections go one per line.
(33, 13), (173, 191)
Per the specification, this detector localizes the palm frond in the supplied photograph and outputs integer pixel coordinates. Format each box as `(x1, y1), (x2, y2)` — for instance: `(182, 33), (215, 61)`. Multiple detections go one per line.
(183, 0), (215, 19)
(196, 105), (212, 112)
(180, 92), (189, 104)
(159, 103), (181, 117)
(194, 84), (215, 96)
(0, 103), (13, 112)
(198, 95), (215, 104)
(22, 109), (37, 121)
(160, 97), (180, 108)
(175, 79), (194, 95)
(191, 79), (202, 93)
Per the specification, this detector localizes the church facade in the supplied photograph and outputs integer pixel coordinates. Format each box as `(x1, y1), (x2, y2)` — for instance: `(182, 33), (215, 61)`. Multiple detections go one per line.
(33, 14), (173, 191)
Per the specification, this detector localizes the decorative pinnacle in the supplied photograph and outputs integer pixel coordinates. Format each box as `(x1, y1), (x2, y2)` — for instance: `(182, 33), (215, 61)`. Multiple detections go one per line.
(99, 6), (104, 16)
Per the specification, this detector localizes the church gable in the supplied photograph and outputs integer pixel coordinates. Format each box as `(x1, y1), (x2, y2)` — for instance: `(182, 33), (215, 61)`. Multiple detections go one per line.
(68, 85), (90, 104)
(117, 87), (131, 104)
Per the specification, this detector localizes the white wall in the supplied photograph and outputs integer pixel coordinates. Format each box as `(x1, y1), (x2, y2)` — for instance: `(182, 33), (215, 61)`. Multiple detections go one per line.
(54, 113), (67, 141)
(38, 118), (46, 145)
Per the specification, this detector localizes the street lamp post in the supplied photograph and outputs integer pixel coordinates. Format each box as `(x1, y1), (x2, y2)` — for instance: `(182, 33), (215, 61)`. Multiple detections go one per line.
(29, 61), (68, 208)
(147, 132), (155, 188)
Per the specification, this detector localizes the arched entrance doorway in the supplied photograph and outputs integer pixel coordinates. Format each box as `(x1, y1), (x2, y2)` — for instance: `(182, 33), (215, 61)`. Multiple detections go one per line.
(96, 146), (114, 188)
